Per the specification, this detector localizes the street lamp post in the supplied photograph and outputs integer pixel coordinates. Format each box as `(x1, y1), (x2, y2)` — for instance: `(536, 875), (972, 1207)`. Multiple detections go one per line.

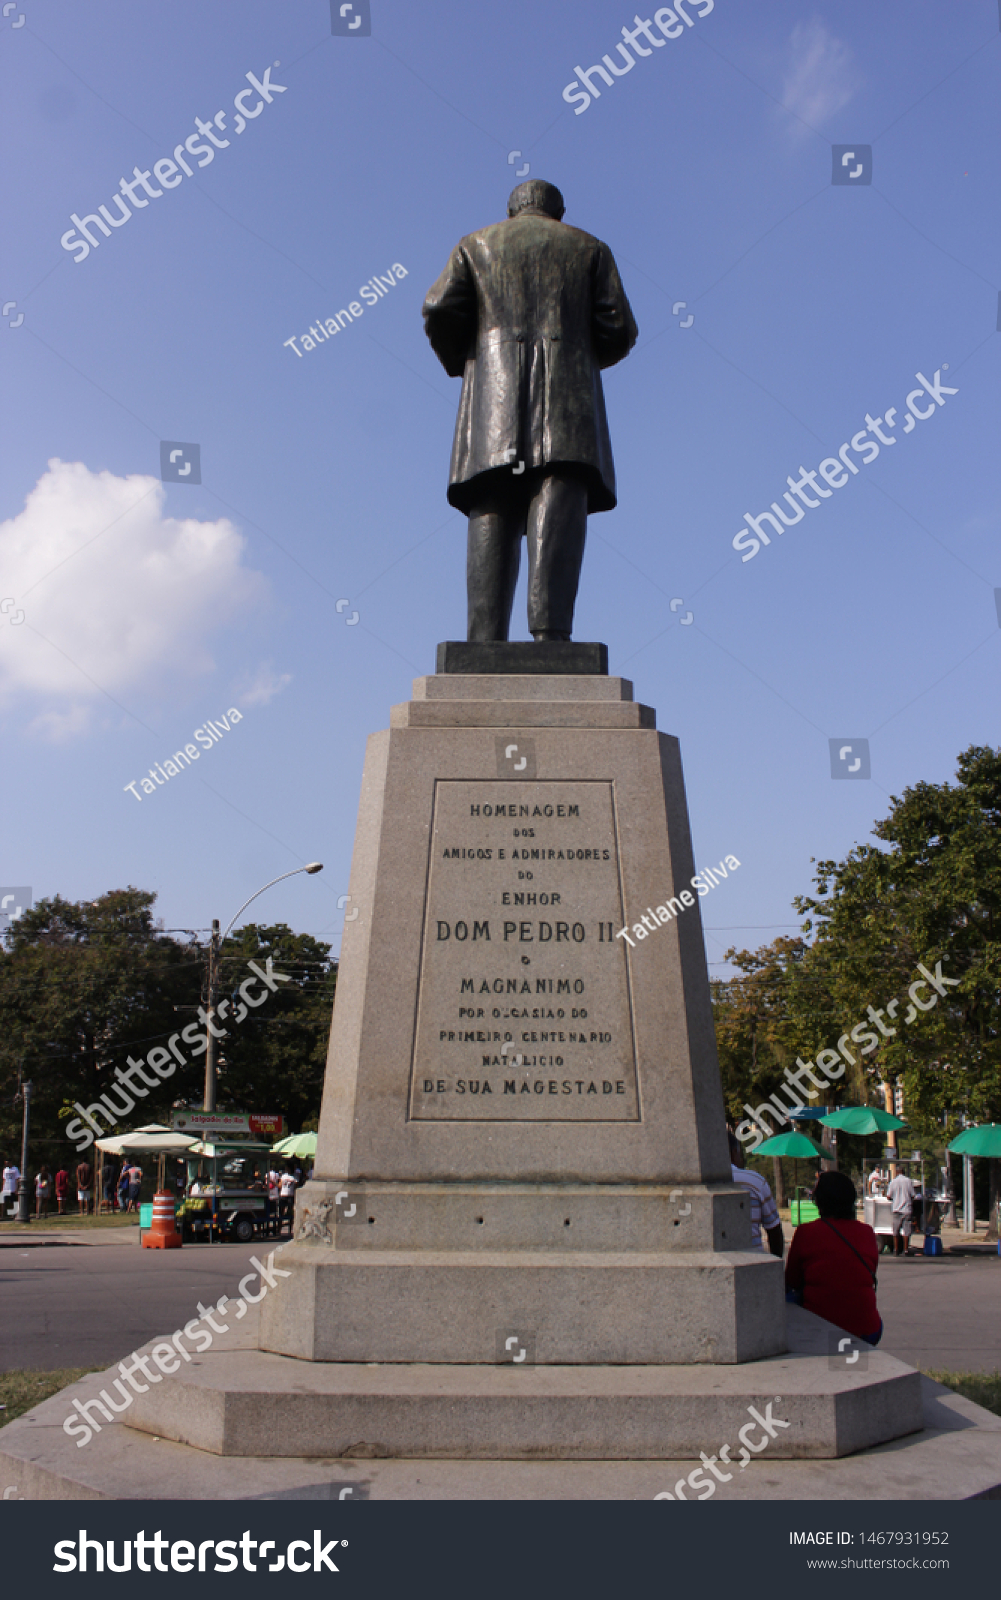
(15, 1079), (32, 1225)
(202, 863), (323, 1114)
(203, 918), (221, 1115)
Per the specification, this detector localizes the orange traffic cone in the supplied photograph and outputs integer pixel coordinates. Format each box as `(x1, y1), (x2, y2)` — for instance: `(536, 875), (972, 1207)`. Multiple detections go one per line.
(142, 1190), (183, 1249)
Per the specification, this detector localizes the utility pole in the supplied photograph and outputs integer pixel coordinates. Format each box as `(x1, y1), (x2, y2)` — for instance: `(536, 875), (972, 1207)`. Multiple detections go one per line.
(16, 1078), (32, 1224)
(882, 1080), (897, 1170)
(199, 865), (324, 1115)
(203, 919), (220, 1113)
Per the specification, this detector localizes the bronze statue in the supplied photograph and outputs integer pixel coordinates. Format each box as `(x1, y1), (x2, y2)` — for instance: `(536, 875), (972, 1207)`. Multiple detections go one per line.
(423, 181), (637, 643)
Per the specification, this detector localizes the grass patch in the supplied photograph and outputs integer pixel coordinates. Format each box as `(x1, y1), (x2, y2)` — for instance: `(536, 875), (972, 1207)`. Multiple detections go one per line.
(0, 1368), (101, 1428)
(923, 1369), (1001, 1418)
(0, 1211), (137, 1232)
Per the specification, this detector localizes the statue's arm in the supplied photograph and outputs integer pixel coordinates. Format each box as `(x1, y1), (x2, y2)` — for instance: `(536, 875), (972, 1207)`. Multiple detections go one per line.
(422, 245), (477, 378)
(591, 244), (638, 370)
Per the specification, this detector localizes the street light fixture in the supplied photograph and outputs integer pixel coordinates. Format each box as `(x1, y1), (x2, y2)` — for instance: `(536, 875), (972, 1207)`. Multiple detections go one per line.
(203, 863), (323, 1113)
(15, 1078), (32, 1225)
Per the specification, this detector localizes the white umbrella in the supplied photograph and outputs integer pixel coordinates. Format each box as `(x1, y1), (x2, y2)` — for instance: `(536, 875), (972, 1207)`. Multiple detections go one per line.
(114, 1128), (200, 1154)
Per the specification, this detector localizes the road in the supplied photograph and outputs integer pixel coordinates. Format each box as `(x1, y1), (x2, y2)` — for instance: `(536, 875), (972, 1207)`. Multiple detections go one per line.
(0, 1236), (272, 1372)
(1, 1233), (998, 1375)
(873, 1250), (1001, 1373)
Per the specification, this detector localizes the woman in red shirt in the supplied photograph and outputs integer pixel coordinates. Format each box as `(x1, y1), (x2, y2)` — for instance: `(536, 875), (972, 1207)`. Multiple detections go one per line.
(54, 1167), (70, 1214)
(785, 1171), (882, 1345)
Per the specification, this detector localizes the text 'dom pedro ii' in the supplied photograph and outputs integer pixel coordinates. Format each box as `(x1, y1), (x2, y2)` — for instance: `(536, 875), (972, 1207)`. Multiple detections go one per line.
(409, 780), (640, 1121)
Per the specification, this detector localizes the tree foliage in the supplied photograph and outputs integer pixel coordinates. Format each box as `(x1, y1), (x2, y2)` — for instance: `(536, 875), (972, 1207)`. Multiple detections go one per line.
(794, 744), (1001, 1143)
(713, 746), (1001, 1170)
(0, 889), (335, 1172)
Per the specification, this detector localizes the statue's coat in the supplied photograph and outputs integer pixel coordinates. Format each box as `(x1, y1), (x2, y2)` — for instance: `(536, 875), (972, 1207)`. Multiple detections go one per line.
(423, 211), (637, 514)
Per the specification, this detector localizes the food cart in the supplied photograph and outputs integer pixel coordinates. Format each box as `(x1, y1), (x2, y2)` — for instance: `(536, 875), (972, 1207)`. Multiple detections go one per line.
(863, 1192), (897, 1249)
(169, 1109), (287, 1243)
(178, 1139), (287, 1243)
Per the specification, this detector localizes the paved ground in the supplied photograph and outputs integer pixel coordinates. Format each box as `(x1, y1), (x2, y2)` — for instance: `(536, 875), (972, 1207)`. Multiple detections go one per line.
(2, 1228), (998, 1375)
(875, 1250), (1001, 1373)
(0, 1236), (274, 1372)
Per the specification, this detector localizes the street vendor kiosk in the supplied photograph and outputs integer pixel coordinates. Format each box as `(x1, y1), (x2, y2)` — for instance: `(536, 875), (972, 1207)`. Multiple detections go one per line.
(178, 1139), (288, 1243)
(863, 1193), (896, 1250)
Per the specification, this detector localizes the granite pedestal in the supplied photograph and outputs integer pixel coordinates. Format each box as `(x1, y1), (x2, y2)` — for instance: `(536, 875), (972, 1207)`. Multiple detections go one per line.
(261, 666), (785, 1373)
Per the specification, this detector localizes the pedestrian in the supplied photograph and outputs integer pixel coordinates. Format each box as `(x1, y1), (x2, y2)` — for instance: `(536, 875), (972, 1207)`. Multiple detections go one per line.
(278, 1168), (296, 1234)
(55, 1165), (70, 1215)
(785, 1171), (882, 1345)
(127, 1161), (143, 1211)
(35, 1164), (52, 1218)
(102, 1160), (117, 1214)
(886, 1165), (918, 1256)
(76, 1157), (93, 1216)
(729, 1132), (784, 1257)
(117, 1162), (130, 1213)
(3, 1158), (21, 1214)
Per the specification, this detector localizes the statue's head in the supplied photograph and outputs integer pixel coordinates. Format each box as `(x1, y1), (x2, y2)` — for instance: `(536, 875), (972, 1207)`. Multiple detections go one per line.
(507, 180), (565, 221)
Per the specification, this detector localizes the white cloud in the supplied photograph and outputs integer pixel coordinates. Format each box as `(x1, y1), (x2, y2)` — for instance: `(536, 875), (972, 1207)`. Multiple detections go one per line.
(25, 705), (92, 742)
(781, 19), (860, 136)
(0, 459), (268, 733)
(234, 661), (293, 706)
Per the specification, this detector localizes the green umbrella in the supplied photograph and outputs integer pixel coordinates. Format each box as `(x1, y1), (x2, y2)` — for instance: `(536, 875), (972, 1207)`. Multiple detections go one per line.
(750, 1130), (826, 1227)
(819, 1106), (907, 1136)
(271, 1131), (317, 1158)
(947, 1124), (1001, 1158)
(754, 1131), (825, 1159)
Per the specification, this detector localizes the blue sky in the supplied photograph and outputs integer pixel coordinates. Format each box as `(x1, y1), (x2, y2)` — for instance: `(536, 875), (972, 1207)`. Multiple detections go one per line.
(1, 0), (998, 968)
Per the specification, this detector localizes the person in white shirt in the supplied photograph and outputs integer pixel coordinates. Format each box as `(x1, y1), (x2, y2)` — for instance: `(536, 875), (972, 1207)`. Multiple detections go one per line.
(729, 1132), (784, 1256)
(2, 1162), (20, 1200)
(279, 1172), (296, 1198)
(886, 1168), (918, 1256)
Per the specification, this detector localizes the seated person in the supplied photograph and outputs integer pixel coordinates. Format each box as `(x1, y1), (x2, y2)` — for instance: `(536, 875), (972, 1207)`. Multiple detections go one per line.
(785, 1171), (881, 1345)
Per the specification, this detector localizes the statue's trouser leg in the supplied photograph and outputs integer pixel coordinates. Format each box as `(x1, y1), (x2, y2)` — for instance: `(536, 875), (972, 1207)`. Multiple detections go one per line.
(466, 484), (526, 641)
(526, 470), (588, 639)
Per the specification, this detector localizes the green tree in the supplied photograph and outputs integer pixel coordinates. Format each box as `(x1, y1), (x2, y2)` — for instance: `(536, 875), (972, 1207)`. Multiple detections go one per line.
(0, 889), (199, 1170)
(712, 936), (844, 1202)
(0, 892), (336, 1175)
(795, 744), (1001, 1146)
(206, 922), (335, 1133)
